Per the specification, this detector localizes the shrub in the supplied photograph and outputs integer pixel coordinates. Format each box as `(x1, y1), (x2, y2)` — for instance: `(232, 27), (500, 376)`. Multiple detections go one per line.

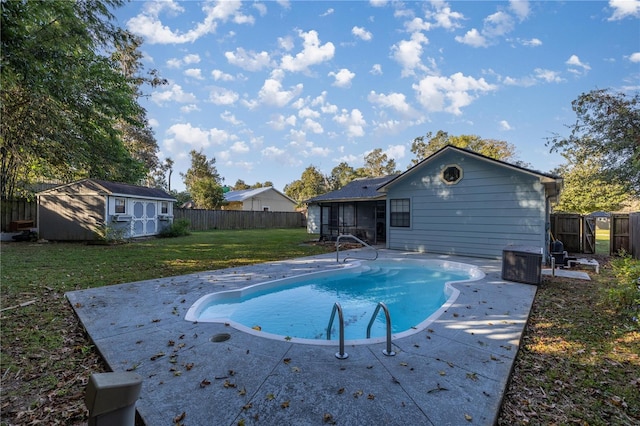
(158, 218), (191, 238)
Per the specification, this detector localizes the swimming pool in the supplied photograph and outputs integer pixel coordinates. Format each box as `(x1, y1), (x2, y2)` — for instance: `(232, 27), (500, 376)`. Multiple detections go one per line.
(185, 259), (484, 344)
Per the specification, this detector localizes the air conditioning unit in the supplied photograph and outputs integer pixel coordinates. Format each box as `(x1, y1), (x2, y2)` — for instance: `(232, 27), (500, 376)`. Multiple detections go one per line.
(502, 246), (543, 285)
(112, 215), (132, 222)
(157, 215), (172, 221)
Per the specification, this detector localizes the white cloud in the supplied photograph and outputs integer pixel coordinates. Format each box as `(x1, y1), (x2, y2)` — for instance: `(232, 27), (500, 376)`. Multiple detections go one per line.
(258, 79), (303, 107)
(303, 118), (324, 134)
(426, 2), (465, 30)
(413, 72), (497, 115)
(608, 0), (640, 20)
(298, 106), (320, 119)
(225, 48), (273, 71)
(152, 82), (197, 105)
(184, 68), (203, 79)
(209, 87), (239, 105)
(280, 30), (335, 73)
(483, 11), (515, 38)
(368, 91), (414, 115)
(167, 53), (201, 68)
(521, 38), (542, 47)
(180, 104), (200, 114)
(165, 123), (230, 150)
(328, 68), (356, 88)
(455, 28), (487, 48)
(566, 55), (591, 74)
(499, 120), (512, 131)
(127, 0), (253, 44)
(534, 68), (564, 83)
(333, 109), (366, 138)
(278, 36), (295, 51)
(391, 31), (429, 76)
(267, 114), (297, 130)
(211, 69), (234, 81)
(253, 2), (267, 16)
(370, 64), (383, 75)
(220, 111), (242, 125)
(628, 52), (640, 62)
(352, 26), (373, 41)
(320, 8), (335, 17)
(230, 141), (250, 153)
(509, 0), (530, 21)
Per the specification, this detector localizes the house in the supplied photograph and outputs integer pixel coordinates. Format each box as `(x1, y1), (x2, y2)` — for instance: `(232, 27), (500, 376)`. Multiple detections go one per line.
(37, 179), (176, 241)
(222, 187), (297, 212)
(306, 175), (398, 244)
(379, 145), (563, 259)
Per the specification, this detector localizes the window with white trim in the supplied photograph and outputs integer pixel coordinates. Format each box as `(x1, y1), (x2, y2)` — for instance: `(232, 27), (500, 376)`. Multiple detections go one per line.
(161, 201), (168, 214)
(390, 198), (410, 227)
(115, 198), (126, 214)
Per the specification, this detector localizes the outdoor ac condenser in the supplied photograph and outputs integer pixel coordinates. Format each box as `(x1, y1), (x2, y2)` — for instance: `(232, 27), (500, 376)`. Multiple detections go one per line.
(501, 246), (543, 285)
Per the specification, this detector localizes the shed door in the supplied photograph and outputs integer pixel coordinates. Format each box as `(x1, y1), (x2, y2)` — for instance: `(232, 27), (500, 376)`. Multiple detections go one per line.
(131, 201), (158, 237)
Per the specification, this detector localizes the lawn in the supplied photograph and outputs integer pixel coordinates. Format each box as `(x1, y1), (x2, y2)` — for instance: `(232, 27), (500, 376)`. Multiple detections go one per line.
(1, 229), (638, 425)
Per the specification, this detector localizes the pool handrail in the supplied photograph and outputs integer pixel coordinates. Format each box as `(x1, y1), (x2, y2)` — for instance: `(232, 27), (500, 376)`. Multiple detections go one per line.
(336, 234), (378, 263)
(366, 302), (396, 356)
(326, 302), (348, 359)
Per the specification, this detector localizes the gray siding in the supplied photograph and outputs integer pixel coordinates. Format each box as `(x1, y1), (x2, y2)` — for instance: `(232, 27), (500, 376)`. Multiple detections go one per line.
(386, 152), (546, 259)
(39, 195), (105, 241)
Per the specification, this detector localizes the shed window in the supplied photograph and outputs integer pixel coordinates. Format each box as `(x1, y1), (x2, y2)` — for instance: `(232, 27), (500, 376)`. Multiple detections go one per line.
(441, 164), (463, 184)
(115, 198), (126, 214)
(161, 201), (168, 214)
(390, 199), (410, 227)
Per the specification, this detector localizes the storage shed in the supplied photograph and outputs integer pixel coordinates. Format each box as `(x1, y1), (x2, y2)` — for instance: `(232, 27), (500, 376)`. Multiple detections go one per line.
(38, 179), (176, 241)
(379, 146), (563, 260)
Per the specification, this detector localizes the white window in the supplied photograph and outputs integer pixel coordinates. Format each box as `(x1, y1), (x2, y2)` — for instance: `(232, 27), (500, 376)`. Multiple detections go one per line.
(390, 199), (410, 227)
(161, 201), (168, 214)
(115, 198), (126, 214)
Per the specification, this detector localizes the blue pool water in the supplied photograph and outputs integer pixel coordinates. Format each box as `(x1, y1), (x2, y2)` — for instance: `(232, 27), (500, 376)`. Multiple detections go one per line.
(186, 259), (482, 343)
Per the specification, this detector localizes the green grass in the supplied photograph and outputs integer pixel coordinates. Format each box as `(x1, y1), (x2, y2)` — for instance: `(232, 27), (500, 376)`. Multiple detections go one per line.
(0, 228), (333, 425)
(596, 226), (610, 255)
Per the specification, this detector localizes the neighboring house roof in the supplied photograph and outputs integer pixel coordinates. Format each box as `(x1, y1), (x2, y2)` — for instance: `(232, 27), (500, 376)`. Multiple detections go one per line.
(37, 178), (176, 201)
(379, 145), (563, 197)
(224, 187), (295, 204)
(307, 175), (398, 203)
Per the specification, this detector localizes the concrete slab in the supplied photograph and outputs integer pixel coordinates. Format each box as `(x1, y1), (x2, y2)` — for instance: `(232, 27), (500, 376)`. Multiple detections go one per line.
(542, 268), (591, 280)
(66, 250), (537, 426)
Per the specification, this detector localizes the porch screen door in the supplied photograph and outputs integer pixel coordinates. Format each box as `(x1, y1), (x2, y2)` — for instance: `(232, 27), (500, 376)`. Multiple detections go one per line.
(131, 201), (158, 237)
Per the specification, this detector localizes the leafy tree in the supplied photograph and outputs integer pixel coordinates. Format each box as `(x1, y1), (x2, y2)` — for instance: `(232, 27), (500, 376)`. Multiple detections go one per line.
(0, 0), (154, 199)
(181, 150), (224, 209)
(410, 131), (518, 166)
(359, 148), (399, 177)
(553, 154), (629, 214)
(284, 165), (326, 204)
(233, 179), (251, 190)
(328, 162), (358, 191)
(547, 89), (640, 194)
(111, 31), (167, 178)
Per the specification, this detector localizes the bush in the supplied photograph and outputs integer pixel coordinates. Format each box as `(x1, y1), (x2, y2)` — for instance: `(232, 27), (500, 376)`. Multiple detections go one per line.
(606, 250), (640, 321)
(158, 218), (191, 238)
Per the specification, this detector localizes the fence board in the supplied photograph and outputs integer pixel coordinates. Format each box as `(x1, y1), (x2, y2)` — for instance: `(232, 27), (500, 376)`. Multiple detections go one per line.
(550, 213), (582, 253)
(1, 199), (37, 232)
(610, 213), (630, 255)
(173, 208), (304, 231)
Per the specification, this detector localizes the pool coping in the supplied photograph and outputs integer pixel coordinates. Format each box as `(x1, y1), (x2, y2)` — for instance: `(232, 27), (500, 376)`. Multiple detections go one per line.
(66, 249), (537, 426)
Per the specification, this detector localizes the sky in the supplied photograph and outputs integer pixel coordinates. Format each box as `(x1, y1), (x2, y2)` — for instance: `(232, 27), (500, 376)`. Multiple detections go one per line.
(112, 0), (640, 193)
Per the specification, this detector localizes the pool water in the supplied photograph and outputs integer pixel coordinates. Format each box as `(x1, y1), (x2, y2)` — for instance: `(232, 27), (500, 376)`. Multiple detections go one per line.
(187, 259), (482, 342)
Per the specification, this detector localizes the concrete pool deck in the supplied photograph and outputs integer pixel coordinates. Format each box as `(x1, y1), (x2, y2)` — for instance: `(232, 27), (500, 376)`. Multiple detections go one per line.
(66, 249), (537, 426)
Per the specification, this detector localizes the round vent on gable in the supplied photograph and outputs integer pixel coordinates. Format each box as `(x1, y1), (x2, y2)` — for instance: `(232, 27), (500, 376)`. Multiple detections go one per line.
(441, 164), (463, 184)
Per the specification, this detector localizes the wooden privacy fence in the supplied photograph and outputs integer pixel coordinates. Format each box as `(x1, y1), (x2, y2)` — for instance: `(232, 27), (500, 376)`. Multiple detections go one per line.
(1, 199), (37, 232)
(174, 208), (305, 231)
(551, 212), (639, 258)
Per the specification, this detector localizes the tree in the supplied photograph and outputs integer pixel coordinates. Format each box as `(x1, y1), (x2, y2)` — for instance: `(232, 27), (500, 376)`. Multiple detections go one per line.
(233, 179), (251, 190)
(359, 148), (399, 177)
(410, 131), (518, 166)
(181, 150), (224, 209)
(328, 162), (358, 191)
(552, 154), (630, 214)
(0, 0), (153, 199)
(284, 165), (326, 204)
(547, 89), (640, 194)
(111, 31), (167, 180)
